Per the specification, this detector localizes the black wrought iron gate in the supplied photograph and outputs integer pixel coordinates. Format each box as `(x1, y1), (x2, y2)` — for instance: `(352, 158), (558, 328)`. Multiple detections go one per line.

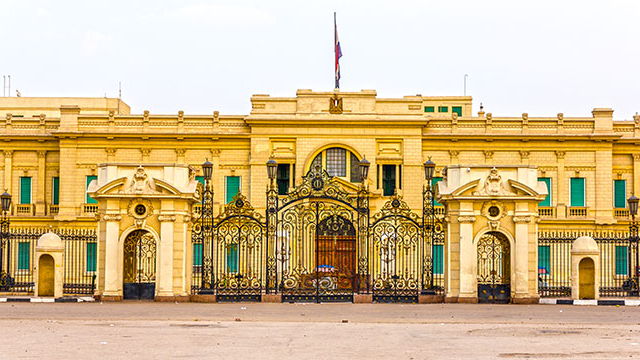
(477, 231), (510, 304)
(123, 229), (157, 300)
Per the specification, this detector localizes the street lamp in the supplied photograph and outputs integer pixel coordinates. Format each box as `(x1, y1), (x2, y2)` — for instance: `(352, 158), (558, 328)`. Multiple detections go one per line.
(198, 161), (214, 293)
(359, 157), (370, 183)
(424, 157), (435, 182)
(422, 157), (437, 292)
(202, 159), (213, 181)
(627, 195), (639, 296)
(266, 159), (278, 186)
(0, 191), (11, 291)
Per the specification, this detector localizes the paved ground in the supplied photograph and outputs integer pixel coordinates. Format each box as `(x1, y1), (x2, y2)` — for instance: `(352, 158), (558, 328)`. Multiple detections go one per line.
(1, 302), (640, 359)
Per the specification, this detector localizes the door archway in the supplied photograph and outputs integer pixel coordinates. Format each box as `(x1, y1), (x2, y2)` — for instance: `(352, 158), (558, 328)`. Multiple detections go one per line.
(477, 231), (511, 303)
(38, 254), (55, 297)
(123, 229), (157, 300)
(578, 257), (595, 299)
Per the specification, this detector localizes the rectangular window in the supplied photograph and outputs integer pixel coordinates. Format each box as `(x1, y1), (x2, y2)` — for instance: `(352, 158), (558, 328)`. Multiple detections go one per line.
(349, 153), (362, 183)
(86, 175), (98, 204)
(382, 165), (396, 196)
(424, 106), (435, 113)
(20, 177), (32, 205)
(226, 243), (238, 273)
(538, 245), (551, 275)
(18, 242), (30, 270)
(195, 176), (205, 185)
(86, 242), (97, 272)
(452, 106), (462, 116)
(225, 176), (240, 204)
(326, 148), (347, 177)
(193, 243), (203, 267)
(538, 177), (552, 207)
(615, 245), (628, 275)
(438, 106), (448, 113)
(433, 244), (444, 274)
(614, 180), (626, 208)
(52, 177), (60, 205)
(432, 177), (443, 206)
(570, 177), (585, 207)
(277, 164), (290, 195)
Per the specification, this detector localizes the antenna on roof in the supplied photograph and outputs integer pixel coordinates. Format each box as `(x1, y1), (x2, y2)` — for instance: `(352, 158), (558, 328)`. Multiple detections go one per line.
(118, 81), (122, 99)
(2, 75), (10, 97)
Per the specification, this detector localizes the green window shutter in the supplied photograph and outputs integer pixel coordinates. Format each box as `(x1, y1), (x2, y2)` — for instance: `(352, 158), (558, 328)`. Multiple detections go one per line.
(431, 177), (443, 206)
(20, 177), (32, 204)
(277, 164), (290, 195)
(52, 177), (60, 205)
(226, 243), (238, 273)
(18, 242), (30, 270)
(382, 165), (396, 196)
(86, 242), (97, 272)
(452, 106), (462, 116)
(614, 180), (626, 208)
(86, 175), (98, 204)
(615, 246), (628, 275)
(193, 243), (203, 267)
(570, 178), (585, 207)
(424, 106), (435, 113)
(225, 176), (240, 203)
(538, 245), (550, 274)
(433, 244), (444, 274)
(538, 177), (552, 207)
(195, 176), (205, 185)
(438, 106), (448, 113)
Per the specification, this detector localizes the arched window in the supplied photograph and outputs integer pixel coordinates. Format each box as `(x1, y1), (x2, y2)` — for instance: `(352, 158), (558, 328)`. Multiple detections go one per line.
(310, 147), (362, 183)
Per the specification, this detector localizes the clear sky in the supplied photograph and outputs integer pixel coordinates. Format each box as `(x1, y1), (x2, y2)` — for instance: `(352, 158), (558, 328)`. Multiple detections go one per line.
(2, 0), (639, 118)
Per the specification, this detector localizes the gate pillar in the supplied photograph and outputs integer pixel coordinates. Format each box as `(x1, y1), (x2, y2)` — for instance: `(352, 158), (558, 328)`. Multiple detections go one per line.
(438, 165), (548, 304)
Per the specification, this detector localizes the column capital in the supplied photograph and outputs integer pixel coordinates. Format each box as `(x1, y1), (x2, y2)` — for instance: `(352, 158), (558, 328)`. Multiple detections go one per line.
(555, 151), (566, 159)
(633, 153), (640, 162)
(37, 150), (47, 158)
(3, 150), (13, 157)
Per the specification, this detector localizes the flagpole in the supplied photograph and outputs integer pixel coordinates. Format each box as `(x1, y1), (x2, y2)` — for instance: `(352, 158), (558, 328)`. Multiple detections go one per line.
(334, 12), (338, 90)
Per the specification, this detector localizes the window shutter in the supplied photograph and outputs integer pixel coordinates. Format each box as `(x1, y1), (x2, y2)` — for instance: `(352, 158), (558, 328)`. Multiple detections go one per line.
(193, 243), (203, 267)
(424, 106), (435, 113)
(225, 176), (240, 203)
(52, 177), (60, 205)
(86, 242), (97, 272)
(452, 106), (462, 116)
(382, 165), (396, 196)
(433, 244), (444, 274)
(431, 177), (443, 206)
(226, 243), (238, 273)
(538, 245), (550, 274)
(615, 246), (628, 275)
(18, 242), (30, 270)
(195, 176), (205, 185)
(86, 175), (98, 204)
(20, 177), (31, 205)
(614, 180), (626, 208)
(277, 164), (291, 195)
(570, 178), (585, 207)
(538, 177), (552, 207)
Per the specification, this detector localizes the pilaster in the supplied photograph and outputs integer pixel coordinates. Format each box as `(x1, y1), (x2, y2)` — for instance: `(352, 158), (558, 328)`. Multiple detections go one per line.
(157, 213), (176, 297)
(35, 150), (46, 216)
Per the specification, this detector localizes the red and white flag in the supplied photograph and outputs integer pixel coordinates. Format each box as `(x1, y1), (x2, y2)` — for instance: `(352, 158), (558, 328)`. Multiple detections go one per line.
(334, 12), (342, 89)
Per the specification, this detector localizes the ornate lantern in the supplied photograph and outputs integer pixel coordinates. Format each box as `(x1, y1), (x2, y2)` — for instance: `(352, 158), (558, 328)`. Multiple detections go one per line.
(202, 160), (213, 181)
(0, 191), (10, 213)
(423, 157), (435, 182)
(266, 159), (278, 181)
(359, 157), (370, 182)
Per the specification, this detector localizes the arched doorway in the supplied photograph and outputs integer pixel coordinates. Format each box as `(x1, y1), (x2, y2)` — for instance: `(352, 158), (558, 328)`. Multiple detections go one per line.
(477, 231), (511, 303)
(578, 257), (595, 299)
(123, 230), (157, 300)
(38, 254), (55, 297)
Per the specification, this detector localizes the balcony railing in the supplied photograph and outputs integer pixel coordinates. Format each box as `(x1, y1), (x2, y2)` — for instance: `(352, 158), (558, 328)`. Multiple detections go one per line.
(82, 204), (98, 216)
(614, 208), (630, 219)
(538, 207), (555, 217)
(49, 204), (60, 215)
(568, 207), (588, 217)
(434, 206), (445, 217)
(15, 204), (34, 216)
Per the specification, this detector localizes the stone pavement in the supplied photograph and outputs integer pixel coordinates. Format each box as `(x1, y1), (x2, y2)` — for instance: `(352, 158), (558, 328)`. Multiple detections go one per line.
(1, 303), (639, 359)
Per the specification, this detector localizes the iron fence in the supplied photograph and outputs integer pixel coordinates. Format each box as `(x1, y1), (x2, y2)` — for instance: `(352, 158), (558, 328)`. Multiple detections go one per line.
(538, 230), (638, 298)
(0, 227), (97, 295)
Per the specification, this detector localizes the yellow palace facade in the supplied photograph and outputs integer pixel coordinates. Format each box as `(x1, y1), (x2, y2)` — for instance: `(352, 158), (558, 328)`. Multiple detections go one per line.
(0, 90), (638, 304)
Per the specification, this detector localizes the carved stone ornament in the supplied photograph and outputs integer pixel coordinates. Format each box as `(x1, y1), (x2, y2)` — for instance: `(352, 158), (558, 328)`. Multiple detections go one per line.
(512, 216), (532, 223)
(158, 214), (176, 222)
(474, 167), (511, 196)
(457, 216), (476, 223)
(127, 198), (154, 219)
(482, 201), (507, 221)
(488, 220), (500, 231)
(121, 166), (157, 194)
(329, 94), (343, 114)
(102, 214), (122, 222)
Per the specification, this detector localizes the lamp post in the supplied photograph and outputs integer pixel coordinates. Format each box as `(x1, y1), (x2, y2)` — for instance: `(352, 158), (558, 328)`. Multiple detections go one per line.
(422, 158), (436, 292)
(0, 191), (12, 291)
(265, 159), (278, 293)
(628, 195), (639, 296)
(200, 160), (214, 293)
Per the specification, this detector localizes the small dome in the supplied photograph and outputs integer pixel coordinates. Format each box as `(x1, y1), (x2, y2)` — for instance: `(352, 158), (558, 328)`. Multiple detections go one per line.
(571, 236), (598, 253)
(37, 232), (63, 249)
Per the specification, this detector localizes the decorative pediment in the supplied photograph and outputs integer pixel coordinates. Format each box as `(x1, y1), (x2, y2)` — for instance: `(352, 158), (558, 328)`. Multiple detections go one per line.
(447, 169), (544, 199)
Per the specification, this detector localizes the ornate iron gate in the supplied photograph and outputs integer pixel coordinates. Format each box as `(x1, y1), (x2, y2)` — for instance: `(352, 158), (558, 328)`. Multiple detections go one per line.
(267, 166), (368, 303)
(212, 195), (265, 302)
(477, 231), (510, 303)
(123, 230), (156, 300)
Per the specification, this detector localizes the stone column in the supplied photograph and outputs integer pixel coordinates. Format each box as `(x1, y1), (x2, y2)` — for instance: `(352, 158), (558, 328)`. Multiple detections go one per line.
(157, 214), (176, 298)
(57, 139), (79, 219)
(35, 150), (46, 216)
(633, 154), (640, 197)
(555, 151), (566, 218)
(594, 149), (614, 223)
(102, 214), (122, 299)
(457, 214), (477, 302)
(513, 215), (531, 299)
(3, 150), (12, 195)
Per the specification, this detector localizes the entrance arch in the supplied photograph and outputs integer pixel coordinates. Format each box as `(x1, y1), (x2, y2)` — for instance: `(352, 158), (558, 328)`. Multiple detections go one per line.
(477, 231), (511, 303)
(38, 254), (55, 297)
(123, 229), (157, 300)
(578, 257), (595, 299)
